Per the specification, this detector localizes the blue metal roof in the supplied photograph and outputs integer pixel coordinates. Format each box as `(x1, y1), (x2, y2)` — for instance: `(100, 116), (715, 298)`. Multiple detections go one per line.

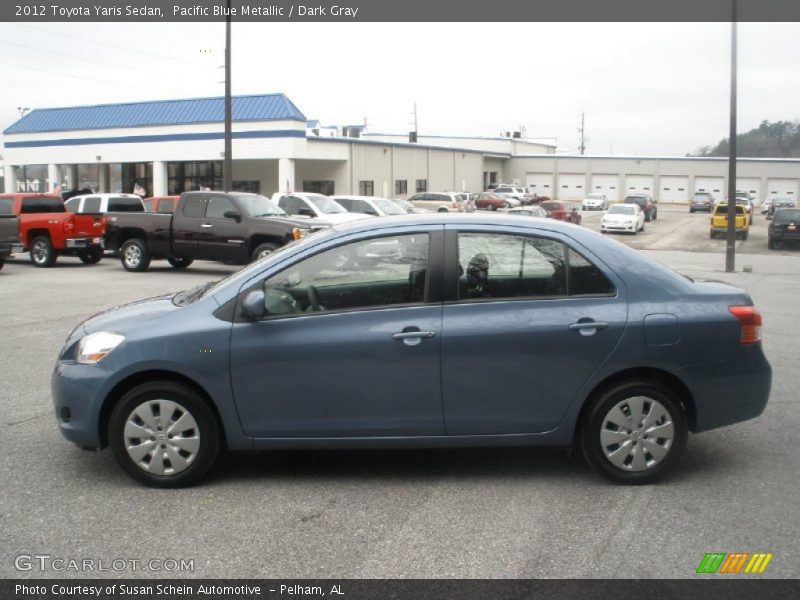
(3, 93), (306, 134)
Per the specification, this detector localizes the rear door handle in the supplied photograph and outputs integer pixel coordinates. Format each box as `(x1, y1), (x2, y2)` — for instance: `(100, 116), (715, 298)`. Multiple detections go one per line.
(568, 320), (610, 336)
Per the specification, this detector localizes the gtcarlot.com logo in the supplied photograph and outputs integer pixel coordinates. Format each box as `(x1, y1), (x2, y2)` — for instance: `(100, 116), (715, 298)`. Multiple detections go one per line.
(696, 552), (773, 574)
(14, 554), (194, 573)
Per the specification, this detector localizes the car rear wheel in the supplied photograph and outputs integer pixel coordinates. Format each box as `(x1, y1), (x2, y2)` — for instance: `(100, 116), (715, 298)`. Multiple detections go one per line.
(30, 236), (57, 268)
(167, 257), (194, 269)
(768, 237), (775, 249)
(109, 381), (221, 488)
(437, 207), (449, 213)
(121, 239), (151, 272)
(78, 248), (103, 264)
(0, 258), (4, 270)
(581, 380), (688, 484)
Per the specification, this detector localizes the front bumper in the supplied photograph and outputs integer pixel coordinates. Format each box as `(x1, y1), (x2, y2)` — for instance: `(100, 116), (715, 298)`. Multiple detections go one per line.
(51, 359), (111, 449)
(601, 222), (636, 232)
(65, 237), (105, 249)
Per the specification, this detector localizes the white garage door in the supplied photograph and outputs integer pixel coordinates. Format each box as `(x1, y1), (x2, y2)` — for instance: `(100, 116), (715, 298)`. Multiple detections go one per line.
(557, 173), (587, 201)
(736, 178), (761, 202)
(766, 178), (799, 199)
(659, 176), (689, 203)
(590, 174), (620, 201)
(625, 175), (654, 196)
(525, 173), (554, 197)
(695, 177), (725, 201)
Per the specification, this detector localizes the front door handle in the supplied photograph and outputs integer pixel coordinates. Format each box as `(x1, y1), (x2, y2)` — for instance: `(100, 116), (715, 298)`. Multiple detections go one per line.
(392, 331), (436, 340)
(200, 223), (213, 229)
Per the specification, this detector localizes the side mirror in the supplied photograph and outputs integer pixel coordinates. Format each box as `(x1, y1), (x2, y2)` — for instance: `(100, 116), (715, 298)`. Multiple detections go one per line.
(223, 210), (242, 222)
(364, 209), (379, 216)
(241, 290), (266, 320)
(298, 207), (315, 217)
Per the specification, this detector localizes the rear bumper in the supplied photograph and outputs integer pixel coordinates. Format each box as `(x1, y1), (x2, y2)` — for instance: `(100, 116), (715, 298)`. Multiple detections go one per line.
(65, 237), (105, 249)
(675, 345), (771, 433)
(710, 226), (747, 234)
(771, 231), (800, 241)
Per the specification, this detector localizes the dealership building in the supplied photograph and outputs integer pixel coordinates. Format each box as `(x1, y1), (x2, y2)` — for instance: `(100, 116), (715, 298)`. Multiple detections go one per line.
(2, 93), (799, 203)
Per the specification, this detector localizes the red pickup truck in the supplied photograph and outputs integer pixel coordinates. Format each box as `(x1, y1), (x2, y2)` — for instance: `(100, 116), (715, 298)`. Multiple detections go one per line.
(0, 193), (106, 267)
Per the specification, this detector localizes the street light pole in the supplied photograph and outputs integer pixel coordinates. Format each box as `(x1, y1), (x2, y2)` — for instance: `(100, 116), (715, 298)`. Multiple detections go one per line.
(725, 0), (738, 272)
(223, 0), (233, 192)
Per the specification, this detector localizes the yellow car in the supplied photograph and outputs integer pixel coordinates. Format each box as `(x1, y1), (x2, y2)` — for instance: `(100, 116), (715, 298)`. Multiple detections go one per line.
(710, 204), (751, 240)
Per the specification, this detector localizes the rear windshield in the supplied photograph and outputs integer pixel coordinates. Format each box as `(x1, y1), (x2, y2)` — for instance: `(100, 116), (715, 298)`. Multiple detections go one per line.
(20, 196), (65, 214)
(0, 199), (13, 215)
(774, 209), (800, 222)
(107, 197), (144, 212)
(540, 202), (561, 210)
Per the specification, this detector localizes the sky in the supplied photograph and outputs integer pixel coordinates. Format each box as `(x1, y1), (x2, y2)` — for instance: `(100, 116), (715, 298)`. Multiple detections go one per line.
(1, 21), (799, 156)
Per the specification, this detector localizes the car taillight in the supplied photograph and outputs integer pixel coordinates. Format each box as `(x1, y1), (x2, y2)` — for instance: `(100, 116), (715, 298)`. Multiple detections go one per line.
(729, 306), (762, 345)
(63, 217), (74, 234)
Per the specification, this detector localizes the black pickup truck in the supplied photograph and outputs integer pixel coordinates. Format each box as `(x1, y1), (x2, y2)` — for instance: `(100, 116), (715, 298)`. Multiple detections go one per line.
(105, 191), (330, 271)
(0, 214), (22, 270)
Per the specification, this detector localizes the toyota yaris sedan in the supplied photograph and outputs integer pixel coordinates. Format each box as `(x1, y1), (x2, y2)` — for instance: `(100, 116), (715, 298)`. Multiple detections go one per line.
(52, 214), (771, 487)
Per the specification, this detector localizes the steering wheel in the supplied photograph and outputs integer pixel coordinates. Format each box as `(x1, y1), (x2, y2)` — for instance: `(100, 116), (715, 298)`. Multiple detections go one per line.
(307, 284), (323, 312)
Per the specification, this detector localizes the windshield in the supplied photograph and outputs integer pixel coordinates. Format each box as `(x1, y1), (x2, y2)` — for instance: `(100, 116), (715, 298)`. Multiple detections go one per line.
(588, 193), (604, 200)
(608, 205), (635, 215)
(232, 194), (287, 217)
(374, 198), (406, 215)
(774, 209), (800, 222)
(172, 281), (219, 306)
(308, 195), (346, 214)
(626, 196), (646, 205)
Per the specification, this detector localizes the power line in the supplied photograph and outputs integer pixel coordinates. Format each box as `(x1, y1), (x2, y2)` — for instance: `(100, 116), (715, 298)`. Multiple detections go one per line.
(20, 24), (205, 66)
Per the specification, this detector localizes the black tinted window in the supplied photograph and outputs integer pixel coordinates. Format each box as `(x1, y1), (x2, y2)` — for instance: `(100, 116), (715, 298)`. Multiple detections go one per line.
(567, 248), (615, 295)
(774, 209), (800, 223)
(0, 199), (12, 215)
(108, 197), (143, 212)
(20, 197), (64, 214)
(206, 196), (236, 219)
(182, 196), (205, 218)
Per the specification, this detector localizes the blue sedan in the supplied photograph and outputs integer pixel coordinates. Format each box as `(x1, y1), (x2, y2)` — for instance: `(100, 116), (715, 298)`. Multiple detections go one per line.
(52, 214), (771, 487)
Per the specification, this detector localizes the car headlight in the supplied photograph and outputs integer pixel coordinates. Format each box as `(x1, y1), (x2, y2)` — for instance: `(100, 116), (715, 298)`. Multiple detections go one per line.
(76, 332), (125, 364)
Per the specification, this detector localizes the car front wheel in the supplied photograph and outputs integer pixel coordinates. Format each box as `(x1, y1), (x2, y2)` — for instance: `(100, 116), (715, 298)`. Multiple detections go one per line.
(580, 380), (688, 484)
(109, 381), (222, 488)
(251, 242), (279, 262)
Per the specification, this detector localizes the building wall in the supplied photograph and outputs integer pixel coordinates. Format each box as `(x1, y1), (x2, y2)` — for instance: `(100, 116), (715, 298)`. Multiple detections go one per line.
(293, 159), (349, 196)
(232, 159), (278, 195)
(362, 133), (555, 155)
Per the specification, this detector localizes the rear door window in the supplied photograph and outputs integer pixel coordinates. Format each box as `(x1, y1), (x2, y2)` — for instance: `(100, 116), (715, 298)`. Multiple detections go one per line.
(0, 198), (13, 215)
(182, 195), (205, 218)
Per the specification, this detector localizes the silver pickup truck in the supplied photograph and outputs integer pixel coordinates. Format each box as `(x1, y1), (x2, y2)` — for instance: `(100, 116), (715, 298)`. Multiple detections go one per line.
(0, 214), (22, 270)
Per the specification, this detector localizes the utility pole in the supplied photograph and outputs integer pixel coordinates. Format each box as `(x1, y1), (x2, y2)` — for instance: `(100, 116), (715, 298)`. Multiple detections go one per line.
(578, 112), (586, 155)
(725, 0), (737, 273)
(223, 0), (233, 192)
(409, 102), (418, 143)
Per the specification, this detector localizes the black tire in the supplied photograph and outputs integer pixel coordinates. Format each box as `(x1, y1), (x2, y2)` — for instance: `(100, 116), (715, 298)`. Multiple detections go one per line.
(437, 207), (449, 213)
(250, 242), (279, 263)
(108, 381), (222, 488)
(645, 212), (652, 222)
(167, 257), (194, 269)
(29, 236), (57, 268)
(580, 379), (688, 485)
(78, 248), (103, 264)
(742, 231), (749, 241)
(488, 204), (497, 211)
(709, 230), (716, 239)
(652, 210), (658, 221)
(120, 239), (151, 272)
(0, 258), (4, 270)
(689, 208), (695, 213)
(767, 238), (774, 249)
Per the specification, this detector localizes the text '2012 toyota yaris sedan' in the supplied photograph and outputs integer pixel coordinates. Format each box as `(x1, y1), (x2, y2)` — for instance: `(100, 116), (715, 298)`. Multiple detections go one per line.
(52, 214), (771, 487)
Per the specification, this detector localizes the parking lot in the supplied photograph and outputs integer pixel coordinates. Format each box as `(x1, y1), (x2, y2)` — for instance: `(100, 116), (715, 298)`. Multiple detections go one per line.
(1, 203), (798, 579)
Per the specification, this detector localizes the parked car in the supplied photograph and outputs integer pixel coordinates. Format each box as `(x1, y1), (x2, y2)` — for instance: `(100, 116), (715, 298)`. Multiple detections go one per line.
(65, 193), (145, 214)
(735, 196), (755, 218)
(0, 193), (105, 267)
(104, 191), (329, 271)
(51, 213), (771, 487)
(273, 193), (369, 224)
(0, 212), (22, 270)
(601, 203), (646, 235)
(710, 204), (750, 240)
(507, 206), (548, 217)
(539, 200), (582, 224)
(331, 195), (408, 217)
(407, 192), (473, 213)
(689, 192), (714, 213)
(143, 196), (179, 214)
(471, 192), (511, 211)
(768, 208), (800, 249)
(768, 196), (795, 218)
(624, 194), (657, 221)
(391, 198), (426, 214)
(761, 198), (773, 215)
(582, 193), (609, 211)
(493, 185), (534, 206)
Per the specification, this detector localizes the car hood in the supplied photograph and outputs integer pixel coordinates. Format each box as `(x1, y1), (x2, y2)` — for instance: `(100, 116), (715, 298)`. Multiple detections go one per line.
(81, 295), (181, 335)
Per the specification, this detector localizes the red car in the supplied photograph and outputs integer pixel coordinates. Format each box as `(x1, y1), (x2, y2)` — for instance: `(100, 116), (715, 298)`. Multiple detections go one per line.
(0, 193), (106, 267)
(540, 200), (582, 224)
(471, 192), (510, 211)
(143, 195), (179, 214)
